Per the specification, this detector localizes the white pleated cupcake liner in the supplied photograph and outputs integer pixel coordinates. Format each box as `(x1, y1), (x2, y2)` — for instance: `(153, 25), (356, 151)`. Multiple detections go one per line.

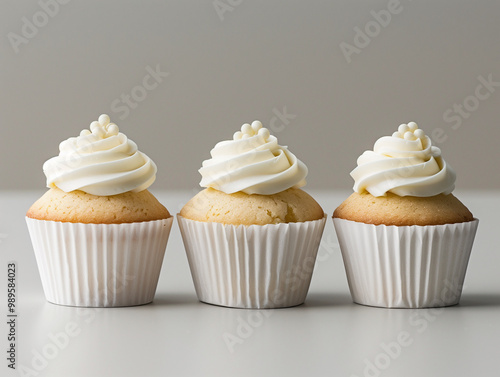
(333, 218), (479, 308)
(26, 217), (173, 307)
(177, 215), (327, 309)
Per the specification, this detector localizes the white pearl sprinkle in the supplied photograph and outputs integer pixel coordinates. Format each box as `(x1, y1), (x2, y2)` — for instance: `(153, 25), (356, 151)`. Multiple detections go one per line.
(251, 120), (263, 132)
(98, 114), (110, 127)
(90, 121), (100, 132)
(258, 127), (270, 140)
(398, 124), (409, 134)
(80, 129), (91, 136)
(408, 122), (418, 131)
(241, 123), (252, 135)
(414, 129), (425, 139)
(92, 126), (106, 138)
(392, 131), (402, 138)
(233, 131), (243, 140)
(107, 124), (119, 136)
(404, 131), (416, 141)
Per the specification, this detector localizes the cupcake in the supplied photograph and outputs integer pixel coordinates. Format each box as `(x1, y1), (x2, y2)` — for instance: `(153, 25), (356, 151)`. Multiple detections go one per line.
(178, 121), (326, 309)
(333, 122), (479, 308)
(26, 114), (173, 307)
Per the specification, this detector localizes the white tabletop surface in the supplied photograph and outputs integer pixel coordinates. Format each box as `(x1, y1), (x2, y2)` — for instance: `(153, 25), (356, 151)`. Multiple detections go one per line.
(1, 190), (499, 377)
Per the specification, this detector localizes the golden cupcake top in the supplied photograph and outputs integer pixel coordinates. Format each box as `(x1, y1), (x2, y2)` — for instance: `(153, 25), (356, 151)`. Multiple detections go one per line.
(333, 191), (473, 226)
(26, 187), (170, 224)
(180, 187), (324, 225)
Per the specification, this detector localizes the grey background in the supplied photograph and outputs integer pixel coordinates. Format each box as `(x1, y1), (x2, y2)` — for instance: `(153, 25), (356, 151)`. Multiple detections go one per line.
(1, 0), (499, 192)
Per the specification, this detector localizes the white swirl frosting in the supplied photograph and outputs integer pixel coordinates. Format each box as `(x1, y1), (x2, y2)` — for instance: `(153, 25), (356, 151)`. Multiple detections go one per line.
(199, 121), (308, 195)
(351, 122), (456, 197)
(43, 114), (157, 196)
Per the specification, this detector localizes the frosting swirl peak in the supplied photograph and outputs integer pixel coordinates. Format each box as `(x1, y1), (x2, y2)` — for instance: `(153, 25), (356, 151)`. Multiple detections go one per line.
(43, 114), (157, 196)
(199, 121), (308, 195)
(351, 122), (456, 197)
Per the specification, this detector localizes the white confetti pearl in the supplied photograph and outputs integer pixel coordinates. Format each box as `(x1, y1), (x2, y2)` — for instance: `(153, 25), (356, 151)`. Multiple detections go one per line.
(92, 126), (106, 138)
(80, 129), (91, 136)
(90, 121), (100, 132)
(408, 122), (418, 131)
(414, 129), (425, 139)
(398, 124), (409, 134)
(404, 131), (416, 140)
(251, 120), (263, 132)
(233, 131), (243, 140)
(392, 131), (402, 138)
(107, 124), (119, 136)
(258, 127), (270, 140)
(98, 114), (110, 127)
(241, 123), (252, 135)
